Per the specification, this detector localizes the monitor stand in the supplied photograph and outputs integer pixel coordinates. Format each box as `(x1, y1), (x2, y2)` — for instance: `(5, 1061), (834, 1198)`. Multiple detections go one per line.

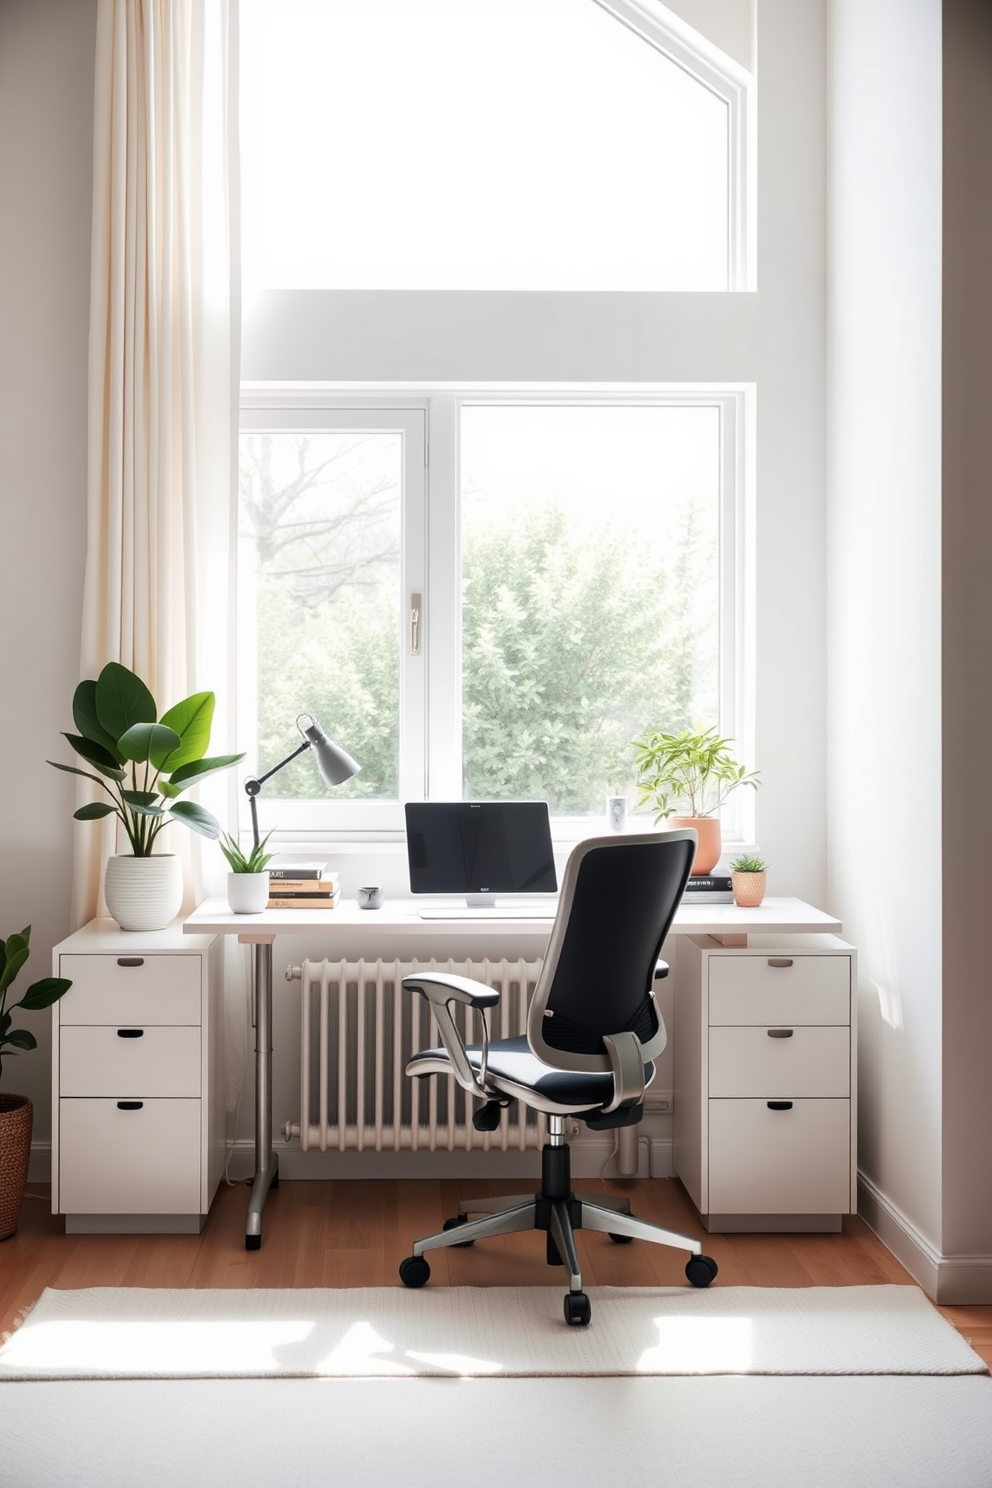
(465, 894), (496, 910)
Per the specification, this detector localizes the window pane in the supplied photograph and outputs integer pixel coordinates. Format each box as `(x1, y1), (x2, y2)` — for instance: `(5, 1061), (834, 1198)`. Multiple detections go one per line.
(241, 0), (730, 291)
(460, 405), (720, 812)
(238, 430), (401, 798)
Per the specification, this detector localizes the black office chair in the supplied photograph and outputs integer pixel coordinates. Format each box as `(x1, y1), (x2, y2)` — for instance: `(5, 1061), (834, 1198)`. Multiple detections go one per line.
(397, 829), (718, 1326)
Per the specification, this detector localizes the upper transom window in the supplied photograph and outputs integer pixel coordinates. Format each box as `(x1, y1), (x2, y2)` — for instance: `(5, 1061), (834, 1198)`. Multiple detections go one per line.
(240, 0), (750, 292)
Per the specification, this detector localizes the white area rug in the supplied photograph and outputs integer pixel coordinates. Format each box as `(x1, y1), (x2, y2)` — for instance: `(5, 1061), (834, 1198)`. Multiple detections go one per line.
(3, 1286), (992, 1488)
(0, 1283), (984, 1381)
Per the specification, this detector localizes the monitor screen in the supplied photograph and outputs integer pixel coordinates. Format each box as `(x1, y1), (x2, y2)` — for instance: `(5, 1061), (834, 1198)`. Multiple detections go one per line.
(404, 801), (558, 897)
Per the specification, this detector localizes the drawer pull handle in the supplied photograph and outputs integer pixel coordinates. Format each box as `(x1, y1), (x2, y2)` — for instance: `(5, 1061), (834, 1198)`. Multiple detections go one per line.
(767, 1028), (794, 1039)
(116, 1100), (144, 1111)
(117, 1028), (144, 1038)
(767, 958), (794, 969)
(767, 1100), (794, 1111)
(117, 957), (145, 968)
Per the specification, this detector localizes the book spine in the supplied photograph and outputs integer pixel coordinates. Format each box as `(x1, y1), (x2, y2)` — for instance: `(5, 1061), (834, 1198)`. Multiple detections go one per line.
(265, 879), (338, 893)
(269, 867), (329, 881)
(267, 895), (341, 909)
(684, 875), (733, 892)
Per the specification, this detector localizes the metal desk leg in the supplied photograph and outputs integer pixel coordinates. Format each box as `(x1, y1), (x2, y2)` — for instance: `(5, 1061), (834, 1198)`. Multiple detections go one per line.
(245, 939), (278, 1250)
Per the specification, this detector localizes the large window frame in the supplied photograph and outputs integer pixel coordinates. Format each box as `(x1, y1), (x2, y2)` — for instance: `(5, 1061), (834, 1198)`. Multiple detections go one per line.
(238, 384), (754, 848)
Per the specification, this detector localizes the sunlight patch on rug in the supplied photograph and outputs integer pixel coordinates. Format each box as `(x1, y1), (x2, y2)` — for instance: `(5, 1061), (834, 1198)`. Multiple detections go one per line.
(0, 1285), (985, 1382)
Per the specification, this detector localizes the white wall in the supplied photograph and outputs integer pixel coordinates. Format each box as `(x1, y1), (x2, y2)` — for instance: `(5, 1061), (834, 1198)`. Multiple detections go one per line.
(0, 0), (96, 1144)
(828, 0), (992, 1302)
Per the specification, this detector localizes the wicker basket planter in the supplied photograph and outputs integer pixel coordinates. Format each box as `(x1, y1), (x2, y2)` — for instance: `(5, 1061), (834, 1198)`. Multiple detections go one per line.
(0, 1093), (32, 1240)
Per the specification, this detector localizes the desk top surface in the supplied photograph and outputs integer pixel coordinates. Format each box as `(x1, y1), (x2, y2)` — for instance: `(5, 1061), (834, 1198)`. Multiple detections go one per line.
(183, 895), (841, 940)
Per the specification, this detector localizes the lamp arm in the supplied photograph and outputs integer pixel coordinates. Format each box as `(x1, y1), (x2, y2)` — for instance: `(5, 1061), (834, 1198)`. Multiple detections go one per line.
(243, 739), (313, 850)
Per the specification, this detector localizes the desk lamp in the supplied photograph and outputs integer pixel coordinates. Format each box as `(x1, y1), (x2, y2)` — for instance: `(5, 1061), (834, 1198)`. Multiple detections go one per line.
(243, 713), (360, 849)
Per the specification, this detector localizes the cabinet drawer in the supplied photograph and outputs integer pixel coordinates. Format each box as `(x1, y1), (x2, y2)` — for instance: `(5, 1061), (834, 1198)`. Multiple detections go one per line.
(708, 1098), (851, 1214)
(58, 954), (201, 1025)
(60, 1026), (201, 1097)
(709, 955), (850, 1026)
(709, 1026), (850, 1098)
(57, 1098), (201, 1214)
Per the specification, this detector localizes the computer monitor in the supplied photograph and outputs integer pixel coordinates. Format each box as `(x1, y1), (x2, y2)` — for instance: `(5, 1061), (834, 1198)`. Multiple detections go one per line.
(404, 801), (558, 912)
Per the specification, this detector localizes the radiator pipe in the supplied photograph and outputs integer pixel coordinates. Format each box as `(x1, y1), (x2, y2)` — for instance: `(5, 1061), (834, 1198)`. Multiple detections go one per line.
(617, 1123), (639, 1177)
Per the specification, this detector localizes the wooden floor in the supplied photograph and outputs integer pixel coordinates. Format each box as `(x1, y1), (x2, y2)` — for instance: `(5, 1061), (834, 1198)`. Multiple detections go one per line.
(3, 1176), (991, 1366)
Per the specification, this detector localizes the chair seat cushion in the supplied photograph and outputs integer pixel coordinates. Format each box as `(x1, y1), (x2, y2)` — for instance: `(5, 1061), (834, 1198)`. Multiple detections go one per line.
(407, 1034), (653, 1110)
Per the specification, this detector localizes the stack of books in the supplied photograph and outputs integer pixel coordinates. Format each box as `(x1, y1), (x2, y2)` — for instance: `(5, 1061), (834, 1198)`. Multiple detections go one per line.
(267, 860), (341, 910)
(682, 871), (734, 905)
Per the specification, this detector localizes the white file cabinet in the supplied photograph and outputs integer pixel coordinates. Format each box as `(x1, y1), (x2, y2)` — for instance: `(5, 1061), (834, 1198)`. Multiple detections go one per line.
(673, 933), (857, 1233)
(51, 919), (222, 1234)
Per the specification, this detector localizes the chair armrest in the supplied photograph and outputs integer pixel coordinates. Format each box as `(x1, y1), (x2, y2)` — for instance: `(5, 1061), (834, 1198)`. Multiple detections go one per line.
(402, 973), (501, 1099)
(402, 972), (501, 1012)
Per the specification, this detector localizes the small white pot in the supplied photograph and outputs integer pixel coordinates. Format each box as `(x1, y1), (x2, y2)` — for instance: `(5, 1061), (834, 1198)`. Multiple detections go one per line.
(227, 871), (270, 914)
(104, 854), (184, 932)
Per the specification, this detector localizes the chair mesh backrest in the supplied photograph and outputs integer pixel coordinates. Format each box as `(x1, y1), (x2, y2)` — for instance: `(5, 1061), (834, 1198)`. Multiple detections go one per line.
(527, 832), (696, 1072)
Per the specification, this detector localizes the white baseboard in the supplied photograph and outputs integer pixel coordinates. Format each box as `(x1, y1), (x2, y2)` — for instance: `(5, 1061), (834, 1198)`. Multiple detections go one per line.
(858, 1172), (992, 1305)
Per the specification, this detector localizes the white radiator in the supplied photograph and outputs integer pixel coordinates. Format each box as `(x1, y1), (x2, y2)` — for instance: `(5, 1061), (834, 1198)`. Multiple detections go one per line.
(284, 958), (545, 1153)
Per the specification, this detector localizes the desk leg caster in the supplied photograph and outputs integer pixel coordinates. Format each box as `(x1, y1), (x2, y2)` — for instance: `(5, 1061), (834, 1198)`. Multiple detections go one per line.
(245, 1234), (261, 1252)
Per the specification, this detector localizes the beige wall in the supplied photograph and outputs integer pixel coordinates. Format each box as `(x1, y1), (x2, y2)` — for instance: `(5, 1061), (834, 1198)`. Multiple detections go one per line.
(940, 0), (992, 1262)
(0, 0), (96, 1141)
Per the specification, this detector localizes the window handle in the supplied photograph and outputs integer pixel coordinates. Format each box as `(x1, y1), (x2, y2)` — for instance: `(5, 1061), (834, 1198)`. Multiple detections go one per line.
(410, 593), (422, 655)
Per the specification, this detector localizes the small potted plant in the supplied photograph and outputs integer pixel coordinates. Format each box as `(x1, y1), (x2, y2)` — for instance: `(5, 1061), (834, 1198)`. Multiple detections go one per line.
(48, 662), (245, 931)
(632, 726), (760, 874)
(729, 853), (768, 907)
(0, 926), (72, 1239)
(219, 831), (274, 914)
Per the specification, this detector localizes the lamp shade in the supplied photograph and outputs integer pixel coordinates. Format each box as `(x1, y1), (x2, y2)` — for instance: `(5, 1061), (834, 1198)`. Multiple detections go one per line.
(302, 720), (361, 787)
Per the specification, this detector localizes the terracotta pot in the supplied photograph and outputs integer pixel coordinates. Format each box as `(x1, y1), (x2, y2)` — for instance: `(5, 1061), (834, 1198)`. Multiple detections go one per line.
(732, 870), (767, 908)
(668, 816), (722, 875)
(0, 1093), (32, 1241)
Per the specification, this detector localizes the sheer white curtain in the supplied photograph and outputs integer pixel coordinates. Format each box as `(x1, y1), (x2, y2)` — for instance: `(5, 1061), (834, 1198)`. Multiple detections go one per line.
(74, 0), (240, 928)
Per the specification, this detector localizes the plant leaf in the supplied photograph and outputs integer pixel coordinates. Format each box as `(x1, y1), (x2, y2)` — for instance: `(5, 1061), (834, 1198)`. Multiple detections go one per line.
(121, 791), (165, 816)
(73, 801), (118, 820)
(0, 933), (29, 994)
(18, 977), (73, 1011)
(117, 721), (182, 764)
(167, 753), (246, 791)
(157, 692), (215, 771)
(63, 733), (125, 777)
(72, 678), (123, 760)
(168, 799), (221, 838)
(3, 1029), (37, 1051)
(94, 662), (156, 740)
(48, 759), (119, 792)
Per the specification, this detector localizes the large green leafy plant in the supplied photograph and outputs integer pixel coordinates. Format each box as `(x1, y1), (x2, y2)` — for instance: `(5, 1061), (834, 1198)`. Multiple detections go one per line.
(48, 662), (245, 855)
(632, 726), (760, 821)
(0, 927), (72, 1081)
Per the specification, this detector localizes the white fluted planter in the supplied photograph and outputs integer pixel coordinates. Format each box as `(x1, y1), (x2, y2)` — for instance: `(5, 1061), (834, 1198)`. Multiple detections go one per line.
(104, 854), (184, 932)
(227, 871), (270, 914)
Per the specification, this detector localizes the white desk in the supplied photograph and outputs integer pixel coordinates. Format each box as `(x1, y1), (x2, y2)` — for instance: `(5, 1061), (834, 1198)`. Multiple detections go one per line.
(184, 896), (841, 1248)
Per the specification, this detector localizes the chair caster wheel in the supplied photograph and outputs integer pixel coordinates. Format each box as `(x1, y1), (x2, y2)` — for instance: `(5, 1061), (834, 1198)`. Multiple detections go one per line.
(608, 1232), (634, 1244)
(443, 1215), (475, 1247)
(245, 1234), (261, 1252)
(564, 1291), (591, 1326)
(399, 1255), (431, 1288)
(685, 1254), (718, 1288)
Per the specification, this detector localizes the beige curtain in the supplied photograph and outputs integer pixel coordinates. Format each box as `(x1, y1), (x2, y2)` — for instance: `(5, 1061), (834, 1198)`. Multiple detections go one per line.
(74, 0), (240, 928)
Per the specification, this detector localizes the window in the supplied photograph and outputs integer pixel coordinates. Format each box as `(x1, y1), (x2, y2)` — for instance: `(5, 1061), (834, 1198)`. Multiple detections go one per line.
(240, 0), (750, 292)
(238, 389), (749, 841)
